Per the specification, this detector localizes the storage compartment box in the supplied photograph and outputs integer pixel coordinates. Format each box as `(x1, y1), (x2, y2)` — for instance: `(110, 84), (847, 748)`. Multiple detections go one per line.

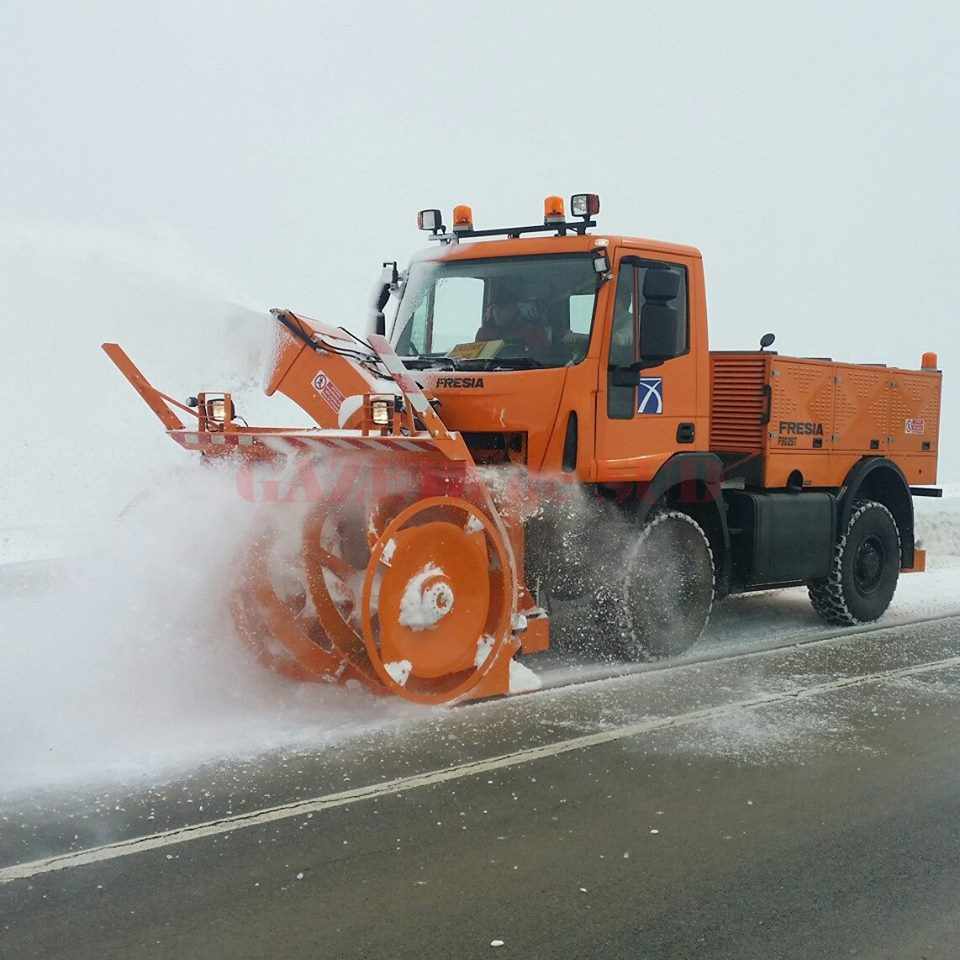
(709, 353), (941, 487)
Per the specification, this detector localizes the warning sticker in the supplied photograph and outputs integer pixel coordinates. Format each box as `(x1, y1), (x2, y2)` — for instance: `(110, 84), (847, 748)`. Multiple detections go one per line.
(312, 373), (345, 412)
(904, 418), (926, 435)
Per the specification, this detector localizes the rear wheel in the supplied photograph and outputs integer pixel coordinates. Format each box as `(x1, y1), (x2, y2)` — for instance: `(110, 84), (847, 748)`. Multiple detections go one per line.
(808, 499), (901, 626)
(599, 510), (715, 661)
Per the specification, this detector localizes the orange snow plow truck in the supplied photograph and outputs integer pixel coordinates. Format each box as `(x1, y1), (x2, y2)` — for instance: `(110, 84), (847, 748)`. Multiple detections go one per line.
(104, 195), (943, 704)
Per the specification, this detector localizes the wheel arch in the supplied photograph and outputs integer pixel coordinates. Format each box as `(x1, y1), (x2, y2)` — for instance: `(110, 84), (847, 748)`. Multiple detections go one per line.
(839, 457), (914, 568)
(637, 453), (732, 597)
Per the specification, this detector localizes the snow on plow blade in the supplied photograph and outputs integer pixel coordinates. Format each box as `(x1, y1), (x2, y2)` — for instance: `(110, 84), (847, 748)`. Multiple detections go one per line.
(102, 329), (531, 705)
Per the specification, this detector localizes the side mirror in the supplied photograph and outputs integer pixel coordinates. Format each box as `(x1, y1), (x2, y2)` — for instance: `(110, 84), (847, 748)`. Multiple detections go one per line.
(643, 268), (681, 300)
(636, 268), (685, 366)
(639, 303), (683, 364)
(368, 261), (400, 337)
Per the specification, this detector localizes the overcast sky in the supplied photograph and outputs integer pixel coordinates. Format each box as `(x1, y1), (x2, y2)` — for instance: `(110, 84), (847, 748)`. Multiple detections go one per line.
(1, 0), (957, 528)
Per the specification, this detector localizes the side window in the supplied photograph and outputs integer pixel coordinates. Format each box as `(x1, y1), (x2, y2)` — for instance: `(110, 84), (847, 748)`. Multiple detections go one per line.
(607, 266), (638, 418)
(606, 258), (688, 420)
(568, 293), (594, 336)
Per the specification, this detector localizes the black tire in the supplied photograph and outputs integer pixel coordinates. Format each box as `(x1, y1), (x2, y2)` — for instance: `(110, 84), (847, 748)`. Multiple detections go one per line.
(598, 510), (715, 661)
(808, 499), (901, 626)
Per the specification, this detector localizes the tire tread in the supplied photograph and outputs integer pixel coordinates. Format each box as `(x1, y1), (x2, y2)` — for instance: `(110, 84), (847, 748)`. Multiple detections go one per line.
(609, 509), (715, 660)
(808, 499), (900, 626)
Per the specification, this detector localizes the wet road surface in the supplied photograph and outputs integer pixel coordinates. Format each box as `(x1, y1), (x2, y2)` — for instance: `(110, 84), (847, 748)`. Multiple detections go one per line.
(3, 617), (960, 959)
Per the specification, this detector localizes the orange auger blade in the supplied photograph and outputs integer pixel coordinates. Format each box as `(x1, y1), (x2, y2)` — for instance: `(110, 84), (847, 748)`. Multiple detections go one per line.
(103, 330), (532, 704)
(229, 445), (520, 704)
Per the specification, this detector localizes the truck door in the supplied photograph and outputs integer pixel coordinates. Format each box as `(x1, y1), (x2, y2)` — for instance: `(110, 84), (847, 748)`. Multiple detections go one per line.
(594, 254), (702, 483)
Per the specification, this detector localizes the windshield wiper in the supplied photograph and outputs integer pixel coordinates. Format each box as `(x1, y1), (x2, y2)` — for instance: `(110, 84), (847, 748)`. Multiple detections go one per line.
(399, 355), (459, 371)
(493, 357), (545, 369)
(458, 357), (545, 371)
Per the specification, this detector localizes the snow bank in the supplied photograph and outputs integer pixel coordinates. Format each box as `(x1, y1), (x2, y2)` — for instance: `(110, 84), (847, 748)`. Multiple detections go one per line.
(914, 483), (960, 567)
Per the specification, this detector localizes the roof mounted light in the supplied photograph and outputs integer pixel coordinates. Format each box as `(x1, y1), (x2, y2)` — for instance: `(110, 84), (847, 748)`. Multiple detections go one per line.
(418, 209), (443, 232)
(452, 204), (474, 233)
(543, 195), (565, 224)
(571, 193), (600, 219)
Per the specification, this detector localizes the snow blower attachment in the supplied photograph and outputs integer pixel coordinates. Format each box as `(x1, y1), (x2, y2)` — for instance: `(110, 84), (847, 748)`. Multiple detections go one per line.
(103, 317), (542, 704)
(105, 195), (942, 704)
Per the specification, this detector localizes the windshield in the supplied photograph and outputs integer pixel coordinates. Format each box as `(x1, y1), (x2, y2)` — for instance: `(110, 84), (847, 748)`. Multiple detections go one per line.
(392, 254), (599, 368)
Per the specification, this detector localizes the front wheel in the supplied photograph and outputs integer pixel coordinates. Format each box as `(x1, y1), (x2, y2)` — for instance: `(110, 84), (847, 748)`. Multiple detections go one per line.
(599, 510), (715, 661)
(808, 499), (901, 626)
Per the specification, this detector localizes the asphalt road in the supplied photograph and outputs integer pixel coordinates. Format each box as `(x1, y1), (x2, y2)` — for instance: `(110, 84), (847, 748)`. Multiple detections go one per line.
(3, 617), (960, 959)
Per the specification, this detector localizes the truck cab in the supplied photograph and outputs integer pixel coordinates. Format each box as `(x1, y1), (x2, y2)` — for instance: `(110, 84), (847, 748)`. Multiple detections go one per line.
(390, 200), (709, 489)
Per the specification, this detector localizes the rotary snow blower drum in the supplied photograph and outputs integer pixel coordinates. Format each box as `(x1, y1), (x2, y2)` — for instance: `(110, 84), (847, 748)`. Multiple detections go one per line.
(102, 316), (542, 705)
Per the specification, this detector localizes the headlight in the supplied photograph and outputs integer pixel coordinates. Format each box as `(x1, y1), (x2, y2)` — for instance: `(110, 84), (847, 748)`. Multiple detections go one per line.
(370, 398), (393, 426)
(208, 398), (227, 422)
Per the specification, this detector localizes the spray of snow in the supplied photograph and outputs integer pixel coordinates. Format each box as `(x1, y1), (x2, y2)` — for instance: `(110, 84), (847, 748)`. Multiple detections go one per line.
(0, 221), (313, 564)
(0, 441), (420, 800)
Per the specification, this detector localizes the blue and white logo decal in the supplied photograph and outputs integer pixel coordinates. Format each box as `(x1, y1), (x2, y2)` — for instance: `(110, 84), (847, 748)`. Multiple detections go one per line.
(637, 377), (663, 415)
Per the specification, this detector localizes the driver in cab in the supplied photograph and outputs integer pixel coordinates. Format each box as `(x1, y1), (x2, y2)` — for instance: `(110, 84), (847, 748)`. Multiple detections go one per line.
(475, 284), (549, 351)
